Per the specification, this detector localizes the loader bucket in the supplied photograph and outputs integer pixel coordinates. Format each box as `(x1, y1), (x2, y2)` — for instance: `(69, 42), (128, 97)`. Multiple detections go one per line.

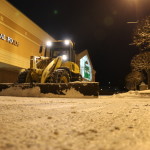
(0, 82), (99, 98)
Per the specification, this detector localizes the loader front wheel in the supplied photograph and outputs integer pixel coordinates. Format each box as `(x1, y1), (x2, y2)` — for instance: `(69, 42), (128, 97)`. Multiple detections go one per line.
(58, 70), (70, 83)
(50, 69), (70, 95)
(46, 69), (70, 84)
(59, 74), (69, 83)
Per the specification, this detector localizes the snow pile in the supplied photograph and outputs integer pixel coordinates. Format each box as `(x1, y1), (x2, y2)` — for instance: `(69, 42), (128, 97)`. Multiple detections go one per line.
(139, 90), (150, 94)
(113, 91), (140, 98)
(113, 90), (150, 98)
(0, 87), (41, 97)
(0, 86), (85, 98)
(61, 88), (85, 98)
(40, 88), (85, 98)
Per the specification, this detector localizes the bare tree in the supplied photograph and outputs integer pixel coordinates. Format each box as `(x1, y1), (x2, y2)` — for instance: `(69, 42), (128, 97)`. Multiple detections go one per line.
(125, 71), (144, 90)
(132, 16), (150, 51)
(131, 52), (150, 88)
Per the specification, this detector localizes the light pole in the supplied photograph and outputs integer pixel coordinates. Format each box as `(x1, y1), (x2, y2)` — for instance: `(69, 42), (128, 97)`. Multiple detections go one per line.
(127, 0), (139, 24)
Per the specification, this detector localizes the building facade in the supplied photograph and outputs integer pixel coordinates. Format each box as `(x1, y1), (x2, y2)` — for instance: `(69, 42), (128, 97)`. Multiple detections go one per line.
(76, 50), (96, 82)
(0, 0), (54, 82)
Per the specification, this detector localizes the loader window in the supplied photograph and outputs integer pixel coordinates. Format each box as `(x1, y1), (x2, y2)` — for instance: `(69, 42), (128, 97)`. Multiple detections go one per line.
(53, 51), (61, 57)
(52, 50), (68, 58)
(49, 41), (74, 61)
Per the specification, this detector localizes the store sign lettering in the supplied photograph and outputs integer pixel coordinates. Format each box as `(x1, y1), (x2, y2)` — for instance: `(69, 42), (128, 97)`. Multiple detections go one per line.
(0, 33), (19, 47)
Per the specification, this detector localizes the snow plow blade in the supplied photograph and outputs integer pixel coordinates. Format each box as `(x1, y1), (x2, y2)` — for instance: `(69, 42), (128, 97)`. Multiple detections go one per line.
(0, 82), (99, 98)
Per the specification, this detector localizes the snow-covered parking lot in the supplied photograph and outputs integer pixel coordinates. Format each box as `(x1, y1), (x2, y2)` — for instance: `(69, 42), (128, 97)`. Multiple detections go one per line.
(0, 92), (150, 150)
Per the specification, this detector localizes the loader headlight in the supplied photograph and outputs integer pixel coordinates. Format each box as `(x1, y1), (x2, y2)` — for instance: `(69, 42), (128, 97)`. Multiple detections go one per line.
(64, 40), (70, 45)
(46, 41), (52, 47)
(62, 55), (68, 61)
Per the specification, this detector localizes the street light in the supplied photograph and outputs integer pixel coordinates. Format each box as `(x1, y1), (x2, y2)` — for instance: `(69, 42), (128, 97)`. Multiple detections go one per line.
(127, 0), (139, 24)
(127, 21), (138, 24)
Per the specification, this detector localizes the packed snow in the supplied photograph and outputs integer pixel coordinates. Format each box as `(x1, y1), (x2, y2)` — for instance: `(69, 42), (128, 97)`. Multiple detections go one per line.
(1, 85), (150, 98)
(0, 90), (150, 150)
(0, 86), (85, 98)
(112, 90), (150, 98)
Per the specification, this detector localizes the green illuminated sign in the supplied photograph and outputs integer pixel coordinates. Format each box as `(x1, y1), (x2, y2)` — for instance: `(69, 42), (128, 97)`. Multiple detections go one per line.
(80, 55), (92, 81)
(84, 61), (90, 80)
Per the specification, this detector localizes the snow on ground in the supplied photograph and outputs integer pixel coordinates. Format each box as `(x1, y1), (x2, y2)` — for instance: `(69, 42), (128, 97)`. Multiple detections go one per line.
(0, 91), (150, 150)
(112, 90), (150, 98)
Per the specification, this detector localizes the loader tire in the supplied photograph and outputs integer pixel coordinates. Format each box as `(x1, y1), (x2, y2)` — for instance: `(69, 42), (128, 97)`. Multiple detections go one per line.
(17, 70), (29, 83)
(49, 69), (70, 83)
(59, 72), (70, 83)
(46, 69), (70, 95)
(46, 69), (70, 83)
(57, 69), (70, 83)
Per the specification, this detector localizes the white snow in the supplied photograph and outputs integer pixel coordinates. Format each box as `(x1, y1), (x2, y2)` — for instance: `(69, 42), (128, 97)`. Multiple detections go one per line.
(1, 85), (150, 99)
(0, 86), (85, 98)
(0, 92), (150, 150)
(112, 90), (150, 98)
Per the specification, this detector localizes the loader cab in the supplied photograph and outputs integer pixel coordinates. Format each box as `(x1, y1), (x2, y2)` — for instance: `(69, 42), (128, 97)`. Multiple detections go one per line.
(48, 40), (75, 62)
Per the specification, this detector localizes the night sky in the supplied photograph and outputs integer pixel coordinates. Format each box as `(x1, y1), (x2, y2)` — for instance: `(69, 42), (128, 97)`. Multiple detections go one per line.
(7, 0), (150, 88)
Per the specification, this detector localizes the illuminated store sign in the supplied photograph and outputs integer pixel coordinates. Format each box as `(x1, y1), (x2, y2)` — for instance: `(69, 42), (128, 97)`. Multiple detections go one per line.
(80, 55), (92, 81)
(0, 33), (19, 46)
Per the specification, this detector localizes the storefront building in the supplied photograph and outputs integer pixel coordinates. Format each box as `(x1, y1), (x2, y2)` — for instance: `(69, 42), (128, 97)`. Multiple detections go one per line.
(0, 0), (54, 82)
(76, 50), (96, 82)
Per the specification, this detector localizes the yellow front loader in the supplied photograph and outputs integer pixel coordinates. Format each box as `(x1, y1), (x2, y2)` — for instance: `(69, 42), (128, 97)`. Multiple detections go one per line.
(0, 40), (99, 97)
